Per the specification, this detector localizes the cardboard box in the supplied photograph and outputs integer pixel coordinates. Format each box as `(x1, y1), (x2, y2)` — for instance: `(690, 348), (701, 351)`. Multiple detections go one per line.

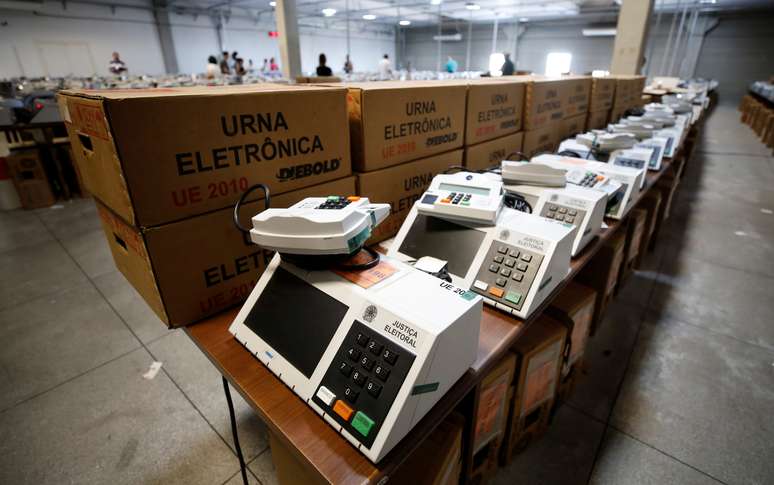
(589, 77), (617, 112)
(344, 81), (467, 172)
(562, 76), (592, 119)
(357, 149), (462, 243)
(465, 79), (525, 145)
(576, 228), (626, 334)
(561, 114), (587, 140)
(634, 190), (661, 268)
(392, 413), (464, 485)
(269, 432), (327, 485)
(523, 76), (569, 130)
(611, 75), (646, 111)
(6, 149), (55, 209)
(546, 281), (597, 369)
(464, 132), (524, 172)
(474, 353), (517, 453)
(522, 121), (560, 157)
(586, 109), (610, 131)
(618, 208), (647, 288)
(501, 315), (566, 462)
(59, 84), (351, 227)
(99, 176), (356, 327)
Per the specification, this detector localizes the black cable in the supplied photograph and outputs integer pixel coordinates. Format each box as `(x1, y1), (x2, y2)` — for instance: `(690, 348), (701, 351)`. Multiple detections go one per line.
(505, 151), (529, 162)
(504, 192), (533, 213)
(233, 183), (270, 234)
(223, 377), (249, 485)
(442, 164), (468, 174)
(557, 150), (584, 159)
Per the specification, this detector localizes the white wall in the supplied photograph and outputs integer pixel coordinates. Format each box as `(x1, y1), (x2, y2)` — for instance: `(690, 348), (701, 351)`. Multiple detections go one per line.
(0, 3), (394, 78)
(0, 0), (166, 78)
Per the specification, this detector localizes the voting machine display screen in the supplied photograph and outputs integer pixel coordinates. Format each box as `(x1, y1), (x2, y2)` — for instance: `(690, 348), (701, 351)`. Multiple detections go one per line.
(244, 267), (348, 378)
(397, 214), (486, 277)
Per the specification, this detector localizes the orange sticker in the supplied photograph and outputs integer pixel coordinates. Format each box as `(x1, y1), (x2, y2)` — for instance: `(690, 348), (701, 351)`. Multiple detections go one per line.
(334, 261), (398, 289)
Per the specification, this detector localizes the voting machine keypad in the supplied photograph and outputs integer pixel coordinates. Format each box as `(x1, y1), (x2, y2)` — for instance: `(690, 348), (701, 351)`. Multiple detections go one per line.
(439, 192), (473, 206)
(471, 242), (544, 312)
(315, 195), (360, 210)
(312, 320), (415, 449)
(540, 204), (585, 227)
(568, 170), (605, 188)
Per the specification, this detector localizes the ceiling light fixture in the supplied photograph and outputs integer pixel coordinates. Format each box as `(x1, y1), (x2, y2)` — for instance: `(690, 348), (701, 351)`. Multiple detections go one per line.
(519, 17), (529, 22)
(465, 3), (480, 10)
(322, 8), (336, 16)
(362, 14), (376, 20)
(430, 0), (442, 5)
(269, 1), (275, 6)
(399, 19), (411, 25)
(698, 0), (717, 4)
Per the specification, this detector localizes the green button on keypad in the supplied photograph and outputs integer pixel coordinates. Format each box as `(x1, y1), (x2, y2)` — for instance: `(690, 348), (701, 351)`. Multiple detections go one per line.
(352, 411), (375, 437)
(505, 292), (522, 305)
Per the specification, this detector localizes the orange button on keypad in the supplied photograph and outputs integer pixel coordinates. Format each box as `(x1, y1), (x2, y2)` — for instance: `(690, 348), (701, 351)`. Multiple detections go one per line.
(333, 400), (354, 421)
(347, 196), (360, 201)
(488, 287), (505, 298)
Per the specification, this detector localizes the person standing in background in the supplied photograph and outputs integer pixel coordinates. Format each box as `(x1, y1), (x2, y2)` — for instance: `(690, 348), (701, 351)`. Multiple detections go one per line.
(501, 53), (515, 76)
(378, 54), (392, 80)
(235, 58), (247, 76)
(220, 51), (231, 74)
(343, 54), (353, 74)
(316, 54), (333, 76)
(445, 56), (458, 73)
(205, 55), (219, 79)
(260, 58), (268, 72)
(231, 51), (239, 71)
(269, 57), (279, 72)
(109, 52), (127, 75)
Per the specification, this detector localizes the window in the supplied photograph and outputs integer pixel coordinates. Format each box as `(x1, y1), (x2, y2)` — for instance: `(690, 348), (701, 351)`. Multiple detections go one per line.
(545, 52), (572, 76)
(488, 53), (505, 76)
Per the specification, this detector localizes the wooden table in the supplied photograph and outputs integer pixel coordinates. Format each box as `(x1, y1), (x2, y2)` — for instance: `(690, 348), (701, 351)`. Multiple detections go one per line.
(185, 157), (678, 485)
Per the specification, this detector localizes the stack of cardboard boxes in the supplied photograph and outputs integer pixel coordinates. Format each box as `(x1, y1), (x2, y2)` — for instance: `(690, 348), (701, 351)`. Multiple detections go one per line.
(346, 81), (467, 244)
(462, 78), (525, 170)
(587, 77), (617, 130)
(60, 84), (354, 327)
(4, 148), (56, 209)
(609, 75), (647, 122)
(560, 76), (593, 140)
(521, 77), (567, 157)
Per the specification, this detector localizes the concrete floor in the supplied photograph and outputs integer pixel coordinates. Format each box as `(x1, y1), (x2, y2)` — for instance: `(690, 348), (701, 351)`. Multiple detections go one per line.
(1, 105), (772, 485)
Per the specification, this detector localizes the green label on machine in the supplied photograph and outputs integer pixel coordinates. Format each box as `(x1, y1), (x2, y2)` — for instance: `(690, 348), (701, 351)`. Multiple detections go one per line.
(411, 382), (439, 395)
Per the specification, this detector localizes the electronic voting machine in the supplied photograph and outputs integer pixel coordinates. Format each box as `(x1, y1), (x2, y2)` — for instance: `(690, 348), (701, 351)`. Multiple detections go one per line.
(389, 203), (574, 319)
(229, 254), (482, 463)
(533, 154), (645, 220)
(415, 171), (504, 224)
(500, 161), (607, 257)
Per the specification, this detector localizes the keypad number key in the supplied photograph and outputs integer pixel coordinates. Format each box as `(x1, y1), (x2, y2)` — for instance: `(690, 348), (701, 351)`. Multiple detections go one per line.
(360, 355), (375, 371)
(355, 332), (369, 347)
(339, 361), (353, 377)
(343, 386), (359, 403)
(382, 348), (398, 365)
(346, 347), (361, 362)
(366, 380), (382, 397)
(352, 370), (366, 386)
(367, 340), (384, 356)
(374, 364), (391, 381)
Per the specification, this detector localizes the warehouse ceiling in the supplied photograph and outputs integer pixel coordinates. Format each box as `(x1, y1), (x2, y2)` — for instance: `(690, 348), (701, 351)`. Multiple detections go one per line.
(164, 0), (774, 26)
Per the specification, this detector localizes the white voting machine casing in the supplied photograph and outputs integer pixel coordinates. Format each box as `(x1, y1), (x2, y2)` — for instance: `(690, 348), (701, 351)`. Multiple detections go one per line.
(502, 182), (607, 257)
(634, 137), (667, 171)
(229, 254), (481, 463)
(415, 171), (504, 224)
(608, 147), (655, 186)
(250, 196), (390, 255)
(501, 160), (567, 187)
(389, 205), (574, 319)
(533, 154), (644, 220)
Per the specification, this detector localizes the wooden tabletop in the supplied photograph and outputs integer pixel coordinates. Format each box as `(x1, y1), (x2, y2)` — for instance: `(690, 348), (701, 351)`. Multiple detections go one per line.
(185, 157), (676, 485)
